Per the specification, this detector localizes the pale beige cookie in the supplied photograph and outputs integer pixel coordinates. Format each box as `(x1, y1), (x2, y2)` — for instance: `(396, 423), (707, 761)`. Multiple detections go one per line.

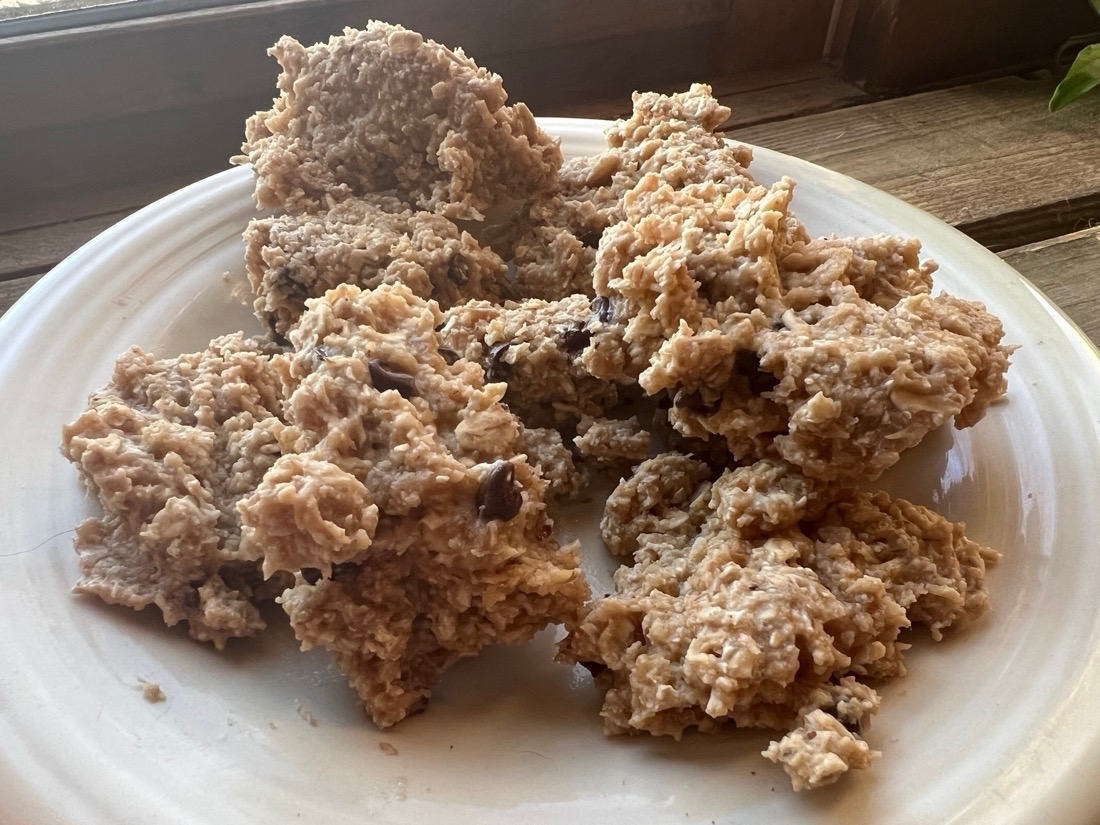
(439, 293), (623, 429)
(598, 452), (713, 558)
(518, 426), (589, 501)
(573, 415), (651, 476)
(486, 85), (757, 304)
(641, 291), (1012, 481)
(236, 282), (589, 727)
(560, 84), (756, 233)
(561, 457), (997, 789)
(245, 195), (510, 335)
(61, 333), (296, 649)
(240, 21), (561, 220)
(779, 234), (935, 312)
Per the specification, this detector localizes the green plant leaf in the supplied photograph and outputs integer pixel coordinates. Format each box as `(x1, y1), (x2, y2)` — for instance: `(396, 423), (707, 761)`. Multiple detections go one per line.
(1090, 0), (1100, 16)
(1050, 43), (1100, 111)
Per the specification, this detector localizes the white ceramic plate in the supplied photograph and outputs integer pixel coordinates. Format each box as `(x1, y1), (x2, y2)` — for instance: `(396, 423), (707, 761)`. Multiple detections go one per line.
(3, 120), (1100, 825)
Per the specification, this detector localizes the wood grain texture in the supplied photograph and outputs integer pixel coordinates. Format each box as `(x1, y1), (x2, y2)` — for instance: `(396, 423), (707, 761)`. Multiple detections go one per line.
(0, 212), (131, 280)
(0, 273), (43, 317)
(1001, 227), (1100, 347)
(735, 75), (1100, 250)
(546, 62), (871, 128)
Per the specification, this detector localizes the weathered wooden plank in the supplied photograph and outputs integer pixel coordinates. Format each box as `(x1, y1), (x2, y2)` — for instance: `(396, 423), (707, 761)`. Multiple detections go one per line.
(0, 273), (43, 317)
(1000, 226), (1100, 347)
(0, 211), (131, 280)
(546, 62), (871, 128)
(715, 69), (870, 128)
(735, 75), (1100, 250)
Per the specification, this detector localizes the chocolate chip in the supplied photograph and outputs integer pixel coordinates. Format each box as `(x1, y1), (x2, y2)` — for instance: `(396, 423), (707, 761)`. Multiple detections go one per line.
(331, 562), (358, 581)
(447, 254), (469, 287)
(674, 389), (720, 414)
(560, 323), (592, 354)
(535, 518), (554, 540)
(438, 346), (460, 365)
(579, 660), (607, 677)
(592, 295), (615, 324)
(267, 319), (290, 347)
(182, 585), (201, 610)
(476, 460), (523, 522)
(301, 568), (323, 585)
(486, 342), (511, 383)
(733, 350), (778, 394)
(369, 358), (417, 398)
(271, 266), (310, 302)
(576, 229), (602, 249)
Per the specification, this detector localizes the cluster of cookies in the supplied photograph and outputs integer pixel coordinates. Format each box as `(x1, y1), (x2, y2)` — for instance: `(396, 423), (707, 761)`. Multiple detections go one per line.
(62, 21), (1012, 790)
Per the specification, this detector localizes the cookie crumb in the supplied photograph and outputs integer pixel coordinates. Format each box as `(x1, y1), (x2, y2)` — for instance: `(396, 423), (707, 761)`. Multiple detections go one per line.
(379, 741), (399, 756)
(137, 679), (165, 703)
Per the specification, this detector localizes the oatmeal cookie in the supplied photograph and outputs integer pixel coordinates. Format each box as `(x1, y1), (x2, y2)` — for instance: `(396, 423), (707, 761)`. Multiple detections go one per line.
(236, 282), (589, 727)
(61, 333), (295, 649)
(439, 293), (624, 429)
(561, 457), (997, 789)
(560, 84), (756, 233)
(518, 426), (588, 501)
(647, 293), (1012, 480)
(244, 194), (510, 335)
(492, 84), (756, 302)
(572, 415), (651, 476)
(581, 176), (804, 383)
(240, 21), (561, 219)
(507, 196), (600, 300)
(762, 680), (881, 791)
(779, 234), (935, 312)
(598, 452), (713, 558)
